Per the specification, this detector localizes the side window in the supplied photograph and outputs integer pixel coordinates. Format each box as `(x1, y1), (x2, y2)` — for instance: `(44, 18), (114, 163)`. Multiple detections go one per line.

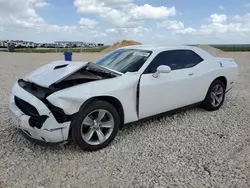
(143, 51), (171, 74)
(173, 50), (203, 69)
(144, 50), (203, 74)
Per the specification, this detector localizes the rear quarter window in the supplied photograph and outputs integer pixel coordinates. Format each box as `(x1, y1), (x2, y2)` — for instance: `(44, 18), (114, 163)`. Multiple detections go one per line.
(179, 50), (204, 68)
(144, 49), (204, 74)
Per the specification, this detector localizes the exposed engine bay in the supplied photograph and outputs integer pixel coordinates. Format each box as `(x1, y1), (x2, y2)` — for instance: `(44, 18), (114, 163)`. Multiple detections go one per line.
(16, 62), (120, 125)
(52, 63), (118, 90)
(20, 62), (119, 100)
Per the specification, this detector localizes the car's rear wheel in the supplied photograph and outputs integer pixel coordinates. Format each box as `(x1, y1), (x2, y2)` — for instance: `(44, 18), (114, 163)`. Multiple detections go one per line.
(71, 100), (120, 151)
(201, 79), (226, 111)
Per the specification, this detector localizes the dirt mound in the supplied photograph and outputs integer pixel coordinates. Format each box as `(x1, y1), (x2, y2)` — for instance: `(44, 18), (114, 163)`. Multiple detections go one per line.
(197, 45), (223, 56)
(102, 40), (141, 53)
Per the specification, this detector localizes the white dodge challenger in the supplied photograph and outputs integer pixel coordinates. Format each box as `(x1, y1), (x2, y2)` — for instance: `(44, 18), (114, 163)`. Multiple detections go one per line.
(9, 45), (238, 151)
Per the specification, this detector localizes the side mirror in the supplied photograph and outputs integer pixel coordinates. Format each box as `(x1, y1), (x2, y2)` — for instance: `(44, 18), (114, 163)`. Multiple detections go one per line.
(152, 65), (171, 78)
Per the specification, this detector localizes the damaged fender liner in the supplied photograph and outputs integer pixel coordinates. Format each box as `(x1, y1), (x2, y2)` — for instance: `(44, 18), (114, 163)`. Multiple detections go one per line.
(17, 79), (75, 123)
(15, 96), (49, 129)
(17, 63), (118, 124)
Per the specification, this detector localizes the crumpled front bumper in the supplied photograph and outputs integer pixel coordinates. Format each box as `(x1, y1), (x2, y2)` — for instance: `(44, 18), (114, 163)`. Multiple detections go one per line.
(9, 82), (71, 143)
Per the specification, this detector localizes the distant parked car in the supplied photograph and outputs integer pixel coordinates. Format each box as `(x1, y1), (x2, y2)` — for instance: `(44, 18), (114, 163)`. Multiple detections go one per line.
(44, 44), (55, 48)
(9, 45), (238, 151)
(63, 43), (72, 48)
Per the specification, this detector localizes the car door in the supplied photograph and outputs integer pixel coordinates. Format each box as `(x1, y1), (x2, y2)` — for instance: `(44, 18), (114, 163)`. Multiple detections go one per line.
(138, 50), (204, 119)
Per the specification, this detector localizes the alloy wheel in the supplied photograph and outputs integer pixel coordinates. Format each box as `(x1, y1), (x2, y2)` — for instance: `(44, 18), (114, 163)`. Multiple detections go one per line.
(80, 109), (114, 145)
(210, 84), (224, 107)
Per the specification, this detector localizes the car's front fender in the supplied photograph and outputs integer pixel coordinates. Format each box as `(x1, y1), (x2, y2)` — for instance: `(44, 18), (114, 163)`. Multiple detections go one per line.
(47, 73), (141, 124)
(46, 82), (93, 115)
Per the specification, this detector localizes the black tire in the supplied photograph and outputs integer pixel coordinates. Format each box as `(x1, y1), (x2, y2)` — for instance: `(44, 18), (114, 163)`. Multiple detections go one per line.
(201, 79), (226, 111)
(71, 100), (120, 151)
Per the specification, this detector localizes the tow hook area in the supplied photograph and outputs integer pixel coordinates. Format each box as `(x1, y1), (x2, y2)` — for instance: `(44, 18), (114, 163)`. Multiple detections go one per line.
(44, 126), (69, 141)
(44, 127), (67, 132)
(19, 128), (68, 146)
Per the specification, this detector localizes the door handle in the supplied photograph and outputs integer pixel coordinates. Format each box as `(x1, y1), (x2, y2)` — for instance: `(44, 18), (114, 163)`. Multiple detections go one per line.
(188, 73), (194, 76)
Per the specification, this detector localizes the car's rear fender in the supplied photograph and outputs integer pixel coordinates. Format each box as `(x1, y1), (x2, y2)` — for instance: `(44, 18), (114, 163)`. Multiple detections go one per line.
(193, 58), (238, 101)
(215, 57), (238, 91)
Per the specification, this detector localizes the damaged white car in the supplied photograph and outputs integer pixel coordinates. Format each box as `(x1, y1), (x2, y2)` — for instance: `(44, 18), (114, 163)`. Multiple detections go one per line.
(9, 45), (238, 151)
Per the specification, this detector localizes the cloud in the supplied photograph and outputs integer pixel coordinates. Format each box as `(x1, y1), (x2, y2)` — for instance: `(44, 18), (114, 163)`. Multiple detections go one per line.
(0, 0), (107, 42)
(218, 5), (225, 10)
(0, 0), (154, 43)
(104, 26), (152, 43)
(34, 0), (50, 8)
(209, 14), (227, 23)
(173, 13), (250, 40)
(0, 0), (178, 43)
(175, 27), (196, 34)
(100, 9), (140, 28)
(73, 0), (133, 14)
(201, 14), (250, 35)
(232, 13), (250, 22)
(130, 4), (176, 20)
(74, 0), (177, 28)
(157, 20), (184, 30)
(106, 26), (152, 34)
(89, 30), (107, 37)
(0, 0), (45, 28)
(2, 0), (250, 45)
(101, 0), (133, 5)
(74, 0), (110, 14)
(79, 18), (99, 29)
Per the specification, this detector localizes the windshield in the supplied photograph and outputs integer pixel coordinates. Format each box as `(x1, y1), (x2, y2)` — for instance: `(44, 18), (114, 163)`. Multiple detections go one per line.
(96, 49), (152, 73)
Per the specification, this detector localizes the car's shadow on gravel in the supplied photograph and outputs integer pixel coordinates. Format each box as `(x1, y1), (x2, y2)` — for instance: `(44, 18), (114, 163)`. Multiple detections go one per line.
(15, 105), (206, 153)
(121, 105), (203, 131)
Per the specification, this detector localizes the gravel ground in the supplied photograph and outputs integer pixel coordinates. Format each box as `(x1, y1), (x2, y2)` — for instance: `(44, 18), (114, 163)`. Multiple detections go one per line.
(0, 52), (250, 188)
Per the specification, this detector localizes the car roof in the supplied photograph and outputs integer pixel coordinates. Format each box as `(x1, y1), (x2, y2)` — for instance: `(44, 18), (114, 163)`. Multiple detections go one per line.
(120, 44), (192, 50)
(119, 45), (214, 60)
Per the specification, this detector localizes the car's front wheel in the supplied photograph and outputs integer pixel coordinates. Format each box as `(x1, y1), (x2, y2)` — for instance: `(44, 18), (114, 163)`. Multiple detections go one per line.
(71, 100), (120, 151)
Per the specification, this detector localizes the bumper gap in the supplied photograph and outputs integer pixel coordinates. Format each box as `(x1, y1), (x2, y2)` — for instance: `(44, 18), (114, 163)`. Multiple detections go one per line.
(14, 96), (39, 116)
(29, 115), (48, 129)
(23, 130), (32, 137)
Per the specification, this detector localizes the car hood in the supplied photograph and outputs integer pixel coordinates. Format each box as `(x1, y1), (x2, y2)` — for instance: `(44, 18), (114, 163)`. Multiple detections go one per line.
(25, 60), (119, 88)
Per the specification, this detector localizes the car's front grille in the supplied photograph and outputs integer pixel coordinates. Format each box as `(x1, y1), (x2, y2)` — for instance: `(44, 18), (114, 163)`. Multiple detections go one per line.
(14, 96), (39, 116)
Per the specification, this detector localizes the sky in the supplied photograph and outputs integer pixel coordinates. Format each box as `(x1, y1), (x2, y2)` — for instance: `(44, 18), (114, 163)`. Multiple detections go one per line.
(0, 0), (250, 45)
